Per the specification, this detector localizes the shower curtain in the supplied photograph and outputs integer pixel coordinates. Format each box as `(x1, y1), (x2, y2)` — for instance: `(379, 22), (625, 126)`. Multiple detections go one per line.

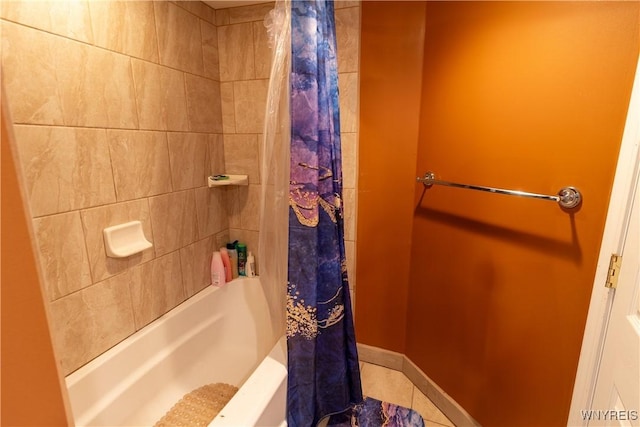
(261, 0), (291, 341)
(286, 1), (363, 425)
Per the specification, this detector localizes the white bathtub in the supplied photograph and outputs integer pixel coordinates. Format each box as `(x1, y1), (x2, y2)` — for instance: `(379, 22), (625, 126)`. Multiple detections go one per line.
(65, 277), (287, 427)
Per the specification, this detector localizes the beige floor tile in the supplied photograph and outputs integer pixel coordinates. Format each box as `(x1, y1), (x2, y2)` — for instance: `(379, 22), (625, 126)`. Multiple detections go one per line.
(360, 362), (414, 408)
(412, 386), (455, 426)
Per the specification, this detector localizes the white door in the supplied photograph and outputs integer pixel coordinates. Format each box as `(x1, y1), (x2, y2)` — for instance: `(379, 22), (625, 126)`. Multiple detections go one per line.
(590, 178), (640, 427)
(569, 52), (640, 426)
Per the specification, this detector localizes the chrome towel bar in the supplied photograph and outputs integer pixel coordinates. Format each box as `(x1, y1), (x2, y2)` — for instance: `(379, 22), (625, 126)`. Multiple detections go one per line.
(416, 171), (582, 210)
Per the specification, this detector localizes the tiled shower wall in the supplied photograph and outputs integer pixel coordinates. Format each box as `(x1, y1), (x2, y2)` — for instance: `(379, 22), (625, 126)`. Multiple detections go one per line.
(335, 1), (361, 299)
(216, 2), (274, 265)
(217, 0), (361, 298)
(1, 1), (226, 375)
(1, 0), (360, 375)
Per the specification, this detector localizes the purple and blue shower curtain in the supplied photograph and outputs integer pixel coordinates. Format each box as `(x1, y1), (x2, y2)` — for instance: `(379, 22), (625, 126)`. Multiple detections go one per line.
(286, 1), (363, 425)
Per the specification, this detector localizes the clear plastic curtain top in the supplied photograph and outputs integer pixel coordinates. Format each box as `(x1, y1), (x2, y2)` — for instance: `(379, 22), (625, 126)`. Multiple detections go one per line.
(259, 0), (291, 340)
(265, 2), (287, 49)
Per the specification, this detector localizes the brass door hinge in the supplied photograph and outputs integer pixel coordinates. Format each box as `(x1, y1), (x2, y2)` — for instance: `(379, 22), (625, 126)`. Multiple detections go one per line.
(605, 254), (622, 289)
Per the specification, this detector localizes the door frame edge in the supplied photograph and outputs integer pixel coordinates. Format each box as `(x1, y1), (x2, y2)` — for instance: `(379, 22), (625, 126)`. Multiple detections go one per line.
(569, 54), (640, 426)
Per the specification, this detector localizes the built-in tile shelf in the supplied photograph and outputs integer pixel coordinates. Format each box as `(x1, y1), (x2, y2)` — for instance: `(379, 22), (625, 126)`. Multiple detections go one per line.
(207, 174), (249, 188)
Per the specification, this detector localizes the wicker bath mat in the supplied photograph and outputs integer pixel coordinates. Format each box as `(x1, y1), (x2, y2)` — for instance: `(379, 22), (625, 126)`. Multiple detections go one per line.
(154, 383), (238, 427)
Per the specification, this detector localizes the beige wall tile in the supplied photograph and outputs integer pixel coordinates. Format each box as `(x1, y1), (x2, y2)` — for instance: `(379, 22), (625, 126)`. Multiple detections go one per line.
(335, 1), (360, 9)
(2, 9), (148, 129)
(227, 3), (274, 24)
(350, 289), (355, 316)
(154, 2), (204, 75)
(131, 59), (189, 131)
(202, 3), (216, 24)
(253, 20), (271, 79)
(341, 132), (357, 189)
(195, 187), (229, 238)
(215, 230), (231, 250)
(262, 133), (289, 186)
(149, 190), (199, 257)
(49, 276), (135, 375)
(33, 212), (92, 301)
(1, 21), (64, 125)
(345, 239), (355, 287)
(228, 185), (261, 232)
(89, 1), (159, 62)
(335, 6), (360, 73)
(223, 134), (260, 184)
(0, 0), (94, 43)
(338, 72), (359, 133)
(167, 132), (208, 190)
(343, 188), (356, 241)
(180, 235), (218, 297)
(227, 187), (242, 229)
(56, 36), (139, 128)
(81, 199), (155, 283)
(338, 6), (361, 300)
(107, 130), (173, 201)
(256, 134), (266, 180)
(215, 7), (230, 26)
(233, 79), (269, 133)
(208, 134), (226, 177)
(201, 20), (220, 80)
(129, 252), (185, 329)
(175, 1), (215, 25)
(220, 82), (236, 133)
(201, 2), (216, 24)
(241, 185), (261, 231)
(218, 22), (255, 81)
(13, 126), (116, 217)
(185, 74), (223, 133)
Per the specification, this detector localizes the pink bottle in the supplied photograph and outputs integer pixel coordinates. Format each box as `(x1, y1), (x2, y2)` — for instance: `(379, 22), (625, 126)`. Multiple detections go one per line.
(211, 251), (226, 287)
(220, 247), (232, 282)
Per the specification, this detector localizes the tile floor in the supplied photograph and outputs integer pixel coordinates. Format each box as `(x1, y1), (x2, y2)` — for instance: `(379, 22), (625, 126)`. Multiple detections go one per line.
(360, 362), (455, 427)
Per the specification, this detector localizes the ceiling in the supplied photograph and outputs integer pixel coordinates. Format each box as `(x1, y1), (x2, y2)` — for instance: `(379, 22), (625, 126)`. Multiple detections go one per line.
(203, 0), (270, 9)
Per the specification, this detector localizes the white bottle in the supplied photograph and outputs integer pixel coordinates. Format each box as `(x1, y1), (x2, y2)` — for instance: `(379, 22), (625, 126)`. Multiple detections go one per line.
(211, 251), (226, 287)
(246, 251), (256, 277)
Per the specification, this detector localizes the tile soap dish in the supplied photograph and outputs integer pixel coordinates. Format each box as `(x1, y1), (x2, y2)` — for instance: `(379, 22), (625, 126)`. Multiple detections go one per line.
(103, 221), (153, 258)
(207, 174), (249, 187)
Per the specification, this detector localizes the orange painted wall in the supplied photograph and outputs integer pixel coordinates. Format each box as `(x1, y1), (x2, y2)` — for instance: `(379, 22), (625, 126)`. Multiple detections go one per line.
(406, 2), (639, 427)
(355, 1), (426, 352)
(1, 89), (72, 425)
